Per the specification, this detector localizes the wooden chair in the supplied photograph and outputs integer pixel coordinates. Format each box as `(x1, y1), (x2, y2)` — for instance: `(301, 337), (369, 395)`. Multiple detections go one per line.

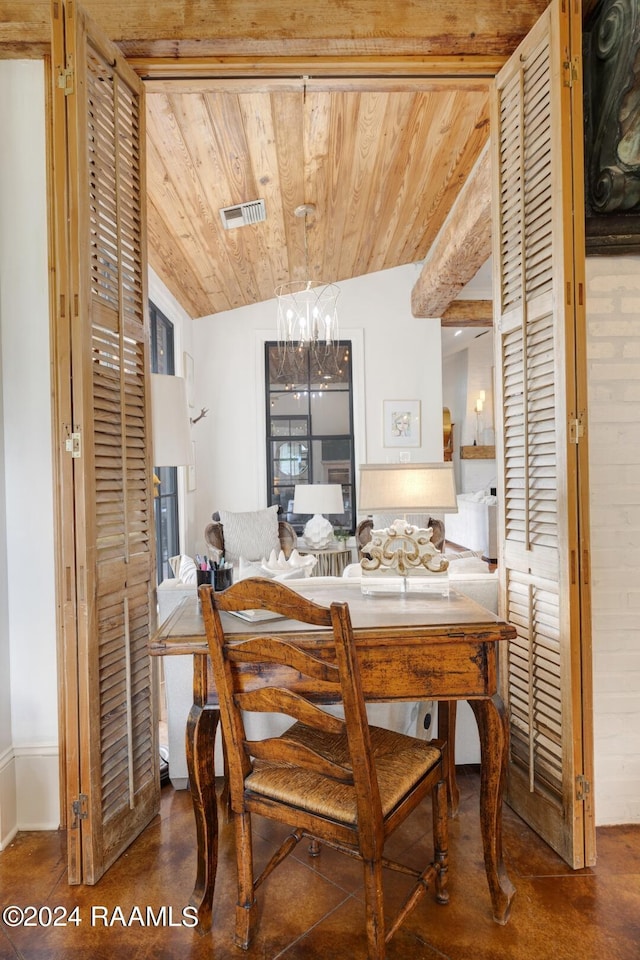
(199, 577), (449, 959)
(204, 511), (297, 561)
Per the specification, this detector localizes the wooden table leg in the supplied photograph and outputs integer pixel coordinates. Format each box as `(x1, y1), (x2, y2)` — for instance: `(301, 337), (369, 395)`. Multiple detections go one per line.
(186, 658), (219, 934)
(437, 700), (460, 816)
(469, 695), (516, 924)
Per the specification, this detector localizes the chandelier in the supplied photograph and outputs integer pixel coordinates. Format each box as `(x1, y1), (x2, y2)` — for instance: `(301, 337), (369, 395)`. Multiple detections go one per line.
(275, 204), (340, 350)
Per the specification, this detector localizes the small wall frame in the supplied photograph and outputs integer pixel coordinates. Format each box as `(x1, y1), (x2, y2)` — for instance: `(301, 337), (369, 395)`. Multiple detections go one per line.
(383, 399), (421, 448)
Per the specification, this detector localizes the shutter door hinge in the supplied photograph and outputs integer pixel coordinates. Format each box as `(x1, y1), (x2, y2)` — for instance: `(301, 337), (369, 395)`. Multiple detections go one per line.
(576, 775), (591, 802)
(563, 58), (579, 88)
(57, 62), (74, 96)
(569, 417), (584, 444)
(71, 794), (88, 828)
(65, 430), (81, 458)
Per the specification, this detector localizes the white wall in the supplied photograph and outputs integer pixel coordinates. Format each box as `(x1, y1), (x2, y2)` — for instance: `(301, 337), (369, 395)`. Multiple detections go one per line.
(442, 345), (468, 494)
(148, 268), (196, 556)
(442, 262), (496, 496)
(444, 331), (496, 495)
(586, 254), (640, 825)
(0, 60), (59, 843)
(190, 265), (443, 556)
(0, 274), (14, 846)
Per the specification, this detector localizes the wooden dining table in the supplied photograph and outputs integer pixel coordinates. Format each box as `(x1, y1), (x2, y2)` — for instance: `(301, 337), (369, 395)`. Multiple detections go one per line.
(149, 579), (517, 931)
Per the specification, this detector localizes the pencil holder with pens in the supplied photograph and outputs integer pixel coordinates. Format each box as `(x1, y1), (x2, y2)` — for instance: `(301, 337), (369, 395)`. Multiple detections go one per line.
(195, 555), (233, 592)
(196, 568), (212, 588)
(213, 563), (233, 591)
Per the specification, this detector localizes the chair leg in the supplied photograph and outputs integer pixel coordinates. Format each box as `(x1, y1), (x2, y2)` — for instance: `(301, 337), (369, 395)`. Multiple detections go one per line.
(233, 812), (258, 948)
(362, 859), (386, 960)
(433, 779), (449, 905)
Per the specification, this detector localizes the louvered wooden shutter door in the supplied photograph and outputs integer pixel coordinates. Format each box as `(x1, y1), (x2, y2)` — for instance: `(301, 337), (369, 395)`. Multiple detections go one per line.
(55, 1), (159, 883)
(492, 0), (594, 868)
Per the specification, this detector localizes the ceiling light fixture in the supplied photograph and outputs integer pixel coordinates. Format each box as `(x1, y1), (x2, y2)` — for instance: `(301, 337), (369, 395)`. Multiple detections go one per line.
(275, 203), (340, 349)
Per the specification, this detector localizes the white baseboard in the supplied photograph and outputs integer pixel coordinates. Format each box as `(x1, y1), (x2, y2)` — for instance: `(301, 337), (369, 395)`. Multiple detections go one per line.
(0, 746), (18, 849)
(10, 744), (60, 834)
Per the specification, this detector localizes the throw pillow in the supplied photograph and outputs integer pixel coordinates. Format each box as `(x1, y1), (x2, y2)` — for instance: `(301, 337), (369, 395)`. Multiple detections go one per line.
(218, 505), (280, 562)
(168, 554), (198, 584)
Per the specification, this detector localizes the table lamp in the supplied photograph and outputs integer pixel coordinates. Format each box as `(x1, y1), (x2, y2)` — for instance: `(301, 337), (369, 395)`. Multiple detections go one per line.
(358, 462), (457, 594)
(292, 483), (344, 548)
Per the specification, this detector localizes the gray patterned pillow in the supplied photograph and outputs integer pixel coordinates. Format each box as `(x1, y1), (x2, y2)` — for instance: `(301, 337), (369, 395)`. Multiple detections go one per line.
(218, 505), (280, 562)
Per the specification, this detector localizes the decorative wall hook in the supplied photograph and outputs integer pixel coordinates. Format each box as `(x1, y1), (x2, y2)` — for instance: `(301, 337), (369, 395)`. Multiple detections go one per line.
(190, 407), (208, 425)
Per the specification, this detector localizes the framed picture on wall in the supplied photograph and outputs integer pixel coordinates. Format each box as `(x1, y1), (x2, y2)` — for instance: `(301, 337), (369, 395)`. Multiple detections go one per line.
(383, 399), (421, 448)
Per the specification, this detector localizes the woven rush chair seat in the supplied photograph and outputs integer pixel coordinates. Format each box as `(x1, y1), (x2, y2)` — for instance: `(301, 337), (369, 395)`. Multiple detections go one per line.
(247, 722), (443, 824)
(200, 576), (450, 960)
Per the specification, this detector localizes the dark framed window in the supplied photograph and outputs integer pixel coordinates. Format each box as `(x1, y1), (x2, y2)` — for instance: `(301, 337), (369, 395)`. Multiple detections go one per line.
(150, 302), (179, 583)
(265, 341), (355, 533)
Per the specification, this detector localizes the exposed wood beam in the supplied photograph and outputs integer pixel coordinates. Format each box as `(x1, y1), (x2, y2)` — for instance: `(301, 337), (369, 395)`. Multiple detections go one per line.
(441, 300), (493, 326)
(143, 74), (493, 94)
(132, 57), (504, 82)
(411, 139), (491, 318)
(0, 1), (551, 55)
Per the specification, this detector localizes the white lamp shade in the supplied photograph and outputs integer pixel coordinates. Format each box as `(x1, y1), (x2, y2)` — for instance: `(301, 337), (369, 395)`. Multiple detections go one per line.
(358, 463), (457, 513)
(150, 374), (194, 467)
(292, 483), (344, 515)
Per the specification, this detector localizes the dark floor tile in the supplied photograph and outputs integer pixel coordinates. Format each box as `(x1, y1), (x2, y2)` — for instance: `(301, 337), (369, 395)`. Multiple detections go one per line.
(281, 889), (446, 960)
(407, 871), (640, 960)
(0, 927), (19, 960)
(593, 823), (640, 875)
(1, 774), (639, 960)
(0, 829), (67, 903)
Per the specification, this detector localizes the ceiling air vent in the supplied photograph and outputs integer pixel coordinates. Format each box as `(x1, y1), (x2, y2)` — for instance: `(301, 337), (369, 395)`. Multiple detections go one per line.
(219, 199), (266, 230)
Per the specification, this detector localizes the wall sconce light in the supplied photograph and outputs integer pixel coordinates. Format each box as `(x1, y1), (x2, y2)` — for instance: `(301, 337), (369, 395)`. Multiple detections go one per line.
(474, 390), (486, 444)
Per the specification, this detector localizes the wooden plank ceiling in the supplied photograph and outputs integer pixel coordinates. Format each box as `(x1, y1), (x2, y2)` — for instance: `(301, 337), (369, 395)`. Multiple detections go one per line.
(2, 0), (556, 320)
(145, 80), (490, 318)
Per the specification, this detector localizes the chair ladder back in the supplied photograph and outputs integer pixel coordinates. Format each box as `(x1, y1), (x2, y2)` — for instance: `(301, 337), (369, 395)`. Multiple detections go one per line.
(212, 576), (334, 626)
(227, 635), (340, 682)
(246, 734), (354, 782)
(201, 580), (358, 797)
(237, 687), (344, 731)
(225, 620), (357, 785)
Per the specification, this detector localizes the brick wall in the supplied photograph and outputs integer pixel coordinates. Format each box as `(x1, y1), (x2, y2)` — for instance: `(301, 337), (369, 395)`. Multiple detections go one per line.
(586, 254), (640, 824)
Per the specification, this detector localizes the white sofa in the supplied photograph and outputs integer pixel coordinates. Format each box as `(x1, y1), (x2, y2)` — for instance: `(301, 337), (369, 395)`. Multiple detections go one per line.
(157, 556), (498, 787)
(445, 492), (498, 562)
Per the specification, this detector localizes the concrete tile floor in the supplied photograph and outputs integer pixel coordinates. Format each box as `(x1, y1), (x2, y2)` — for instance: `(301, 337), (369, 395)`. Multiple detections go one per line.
(0, 767), (638, 959)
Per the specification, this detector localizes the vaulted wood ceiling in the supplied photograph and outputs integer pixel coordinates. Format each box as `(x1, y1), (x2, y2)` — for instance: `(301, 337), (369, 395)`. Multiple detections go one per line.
(145, 79), (491, 319)
(2, 0), (560, 320)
